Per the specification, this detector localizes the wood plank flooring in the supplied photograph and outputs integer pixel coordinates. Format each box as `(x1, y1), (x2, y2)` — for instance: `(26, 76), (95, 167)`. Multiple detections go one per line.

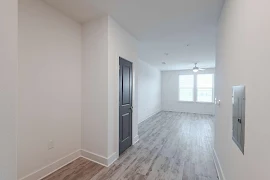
(43, 111), (218, 180)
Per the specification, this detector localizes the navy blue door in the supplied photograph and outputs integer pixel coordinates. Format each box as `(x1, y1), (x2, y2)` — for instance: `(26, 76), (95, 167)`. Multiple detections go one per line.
(119, 57), (133, 155)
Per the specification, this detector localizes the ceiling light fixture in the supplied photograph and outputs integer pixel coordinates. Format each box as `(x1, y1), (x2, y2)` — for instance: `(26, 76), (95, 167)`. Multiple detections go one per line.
(192, 63), (205, 73)
(193, 68), (199, 73)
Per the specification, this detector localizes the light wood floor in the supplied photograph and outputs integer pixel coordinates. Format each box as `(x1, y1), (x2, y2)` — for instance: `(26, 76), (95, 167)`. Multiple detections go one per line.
(43, 111), (218, 180)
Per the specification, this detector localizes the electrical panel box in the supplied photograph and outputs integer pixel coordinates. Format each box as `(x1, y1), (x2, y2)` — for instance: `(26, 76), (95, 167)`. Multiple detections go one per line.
(232, 86), (245, 154)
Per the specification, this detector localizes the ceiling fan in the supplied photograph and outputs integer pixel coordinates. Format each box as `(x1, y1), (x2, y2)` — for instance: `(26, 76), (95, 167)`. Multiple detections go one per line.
(192, 63), (205, 72)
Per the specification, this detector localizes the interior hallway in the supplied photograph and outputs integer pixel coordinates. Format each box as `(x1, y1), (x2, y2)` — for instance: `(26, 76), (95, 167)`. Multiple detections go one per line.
(43, 111), (217, 180)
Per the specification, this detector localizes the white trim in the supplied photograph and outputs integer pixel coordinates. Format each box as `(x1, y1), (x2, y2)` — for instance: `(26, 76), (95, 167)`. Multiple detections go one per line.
(107, 152), (118, 167)
(138, 110), (161, 124)
(81, 149), (117, 167)
(178, 101), (214, 104)
(178, 100), (195, 103)
(213, 148), (226, 180)
(19, 150), (81, 180)
(133, 135), (139, 145)
(195, 100), (214, 104)
(162, 110), (214, 116)
(19, 150), (118, 180)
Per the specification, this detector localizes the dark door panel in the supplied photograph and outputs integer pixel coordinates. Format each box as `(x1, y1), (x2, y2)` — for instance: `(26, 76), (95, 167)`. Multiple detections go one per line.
(122, 66), (131, 105)
(119, 57), (133, 155)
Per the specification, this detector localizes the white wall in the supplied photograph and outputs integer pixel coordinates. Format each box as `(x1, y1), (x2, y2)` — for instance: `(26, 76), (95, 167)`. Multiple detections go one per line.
(18, 0), (82, 179)
(215, 0), (270, 179)
(108, 16), (139, 158)
(137, 60), (161, 123)
(82, 16), (139, 161)
(0, 0), (18, 179)
(162, 69), (215, 115)
(82, 16), (109, 158)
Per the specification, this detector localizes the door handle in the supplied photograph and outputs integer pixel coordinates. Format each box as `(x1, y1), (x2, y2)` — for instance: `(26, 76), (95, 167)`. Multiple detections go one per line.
(238, 118), (241, 124)
(130, 106), (133, 112)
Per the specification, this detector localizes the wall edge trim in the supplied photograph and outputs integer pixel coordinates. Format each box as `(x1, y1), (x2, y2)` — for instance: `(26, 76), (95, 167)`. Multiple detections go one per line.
(213, 148), (226, 180)
(162, 110), (214, 115)
(133, 135), (139, 145)
(138, 109), (162, 124)
(81, 149), (117, 167)
(19, 150), (81, 180)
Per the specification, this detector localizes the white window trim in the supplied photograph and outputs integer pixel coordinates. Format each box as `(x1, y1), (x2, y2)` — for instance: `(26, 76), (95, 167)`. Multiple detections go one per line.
(178, 73), (214, 103)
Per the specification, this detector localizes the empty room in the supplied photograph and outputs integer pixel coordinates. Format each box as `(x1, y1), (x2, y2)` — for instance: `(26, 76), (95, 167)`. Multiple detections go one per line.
(2, 0), (270, 180)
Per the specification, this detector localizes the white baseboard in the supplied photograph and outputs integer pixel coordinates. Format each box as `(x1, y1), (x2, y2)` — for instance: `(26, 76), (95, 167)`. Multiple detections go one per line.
(19, 150), (81, 180)
(213, 148), (226, 180)
(162, 109), (214, 115)
(133, 135), (139, 145)
(107, 152), (118, 166)
(81, 149), (117, 167)
(138, 109), (161, 124)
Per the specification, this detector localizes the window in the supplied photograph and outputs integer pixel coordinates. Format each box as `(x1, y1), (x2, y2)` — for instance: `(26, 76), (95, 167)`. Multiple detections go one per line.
(196, 74), (214, 102)
(178, 74), (214, 103)
(179, 75), (194, 101)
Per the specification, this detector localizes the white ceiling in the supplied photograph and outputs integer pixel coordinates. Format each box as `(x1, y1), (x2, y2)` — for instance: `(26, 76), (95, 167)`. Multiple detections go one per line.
(44, 0), (224, 71)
